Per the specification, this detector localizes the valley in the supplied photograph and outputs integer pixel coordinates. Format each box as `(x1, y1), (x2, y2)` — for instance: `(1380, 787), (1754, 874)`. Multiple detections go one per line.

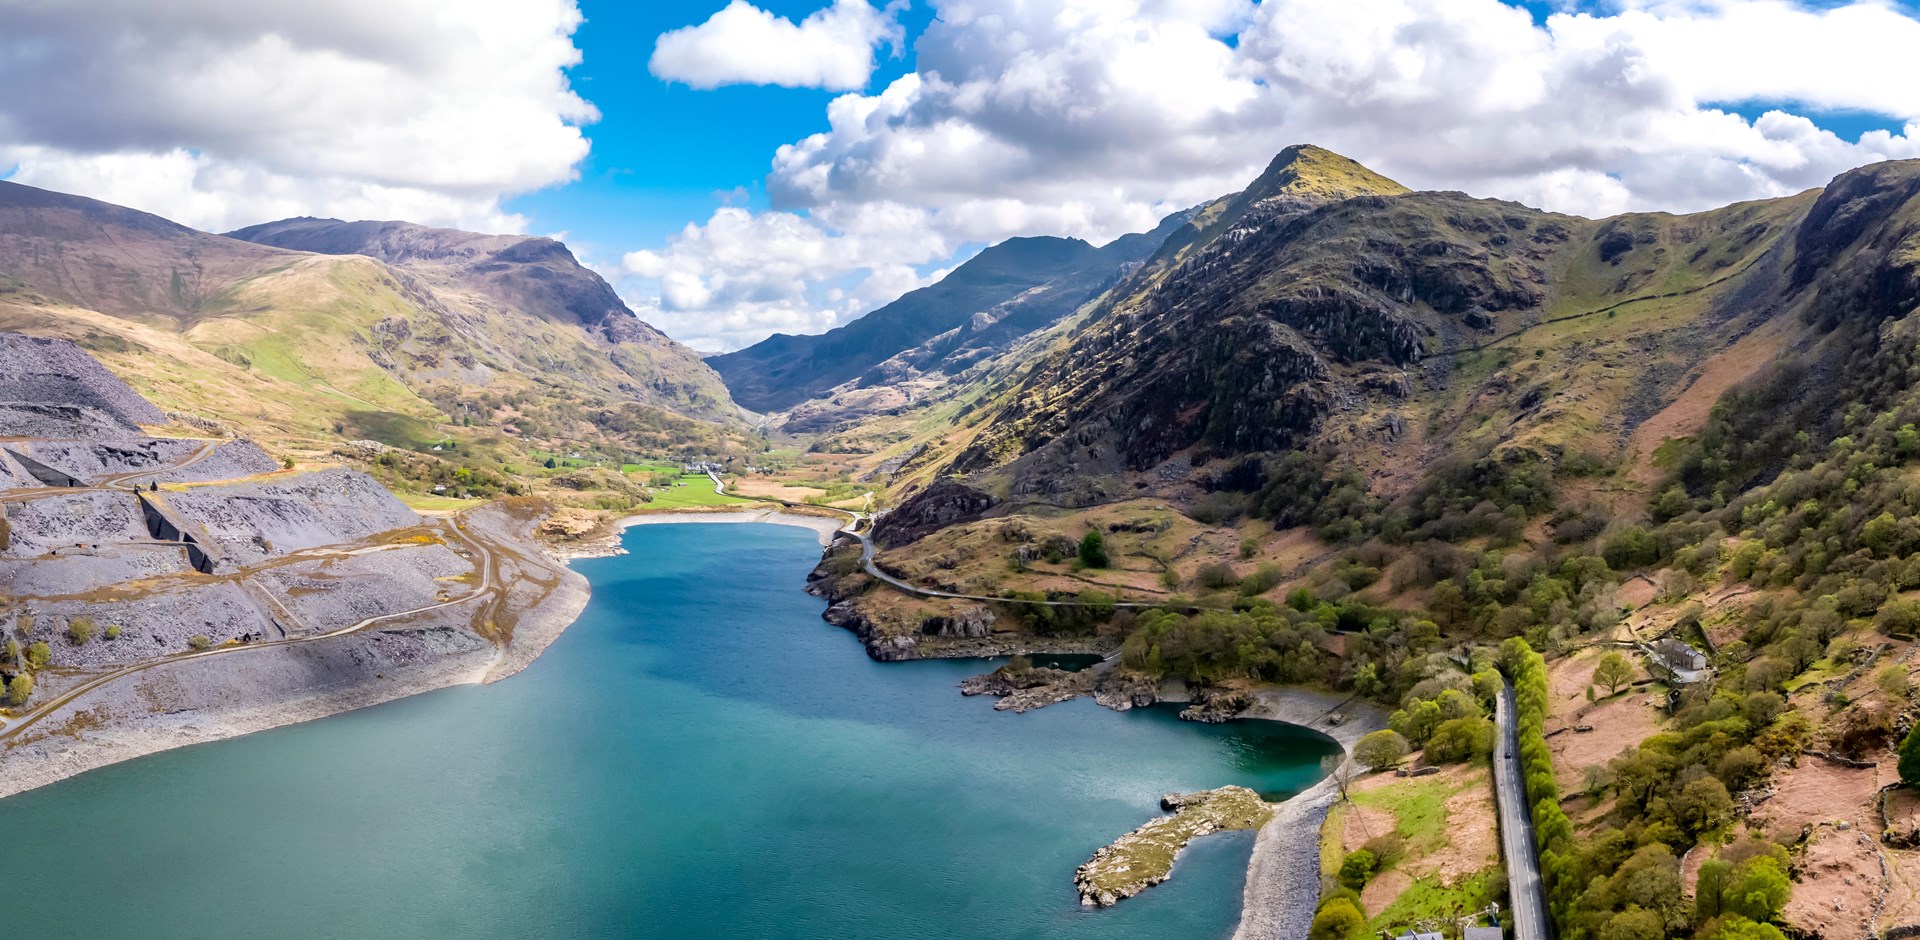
(5, 143), (1920, 940)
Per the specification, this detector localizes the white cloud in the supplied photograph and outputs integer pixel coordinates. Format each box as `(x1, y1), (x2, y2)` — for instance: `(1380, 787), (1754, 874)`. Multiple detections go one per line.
(630, 0), (1920, 351)
(0, 0), (594, 233)
(619, 205), (946, 350)
(650, 0), (904, 92)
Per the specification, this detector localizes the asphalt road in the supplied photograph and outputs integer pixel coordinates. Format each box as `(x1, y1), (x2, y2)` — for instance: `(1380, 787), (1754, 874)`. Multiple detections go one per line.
(1494, 681), (1553, 940)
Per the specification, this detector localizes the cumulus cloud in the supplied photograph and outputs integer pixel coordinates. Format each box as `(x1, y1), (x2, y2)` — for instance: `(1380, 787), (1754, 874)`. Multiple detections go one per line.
(650, 0), (904, 91)
(632, 0), (1920, 350)
(619, 205), (947, 350)
(0, 0), (595, 233)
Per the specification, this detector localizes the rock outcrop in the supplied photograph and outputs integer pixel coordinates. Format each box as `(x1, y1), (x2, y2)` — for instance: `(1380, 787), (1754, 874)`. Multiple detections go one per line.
(1075, 786), (1275, 907)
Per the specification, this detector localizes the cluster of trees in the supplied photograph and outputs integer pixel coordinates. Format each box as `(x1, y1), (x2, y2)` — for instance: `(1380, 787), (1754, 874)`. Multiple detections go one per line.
(1386, 673), (1498, 764)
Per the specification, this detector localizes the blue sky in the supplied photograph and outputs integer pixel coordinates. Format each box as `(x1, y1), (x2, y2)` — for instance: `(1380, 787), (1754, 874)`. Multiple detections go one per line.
(504, 1), (937, 269)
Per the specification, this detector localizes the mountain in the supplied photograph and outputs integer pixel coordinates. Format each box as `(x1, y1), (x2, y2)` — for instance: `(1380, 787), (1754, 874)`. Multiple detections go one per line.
(888, 143), (1818, 509)
(805, 147), (1920, 940)
(708, 210), (1195, 418)
(0, 182), (739, 458)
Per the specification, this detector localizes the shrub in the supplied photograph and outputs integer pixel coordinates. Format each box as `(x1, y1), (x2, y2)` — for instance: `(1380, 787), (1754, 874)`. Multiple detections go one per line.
(1900, 724), (1920, 788)
(187, 634), (213, 651)
(1238, 565), (1284, 597)
(5, 672), (30, 706)
(1337, 849), (1378, 890)
(1309, 898), (1366, 940)
(1196, 562), (1239, 591)
(1078, 529), (1109, 569)
(26, 641), (50, 668)
(1361, 833), (1406, 868)
(67, 617), (95, 646)
(1353, 729), (1410, 771)
(105, 624), (122, 641)
(1239, 537), (1259, 560)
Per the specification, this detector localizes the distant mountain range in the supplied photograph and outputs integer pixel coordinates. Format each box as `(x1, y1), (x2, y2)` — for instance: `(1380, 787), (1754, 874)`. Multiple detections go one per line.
(708, 208), (1195, 425)
(0, 182), (736, 457)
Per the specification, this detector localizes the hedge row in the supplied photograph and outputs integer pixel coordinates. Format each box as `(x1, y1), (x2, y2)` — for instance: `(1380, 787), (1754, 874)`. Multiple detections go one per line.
(1502, 637), (1577, 931)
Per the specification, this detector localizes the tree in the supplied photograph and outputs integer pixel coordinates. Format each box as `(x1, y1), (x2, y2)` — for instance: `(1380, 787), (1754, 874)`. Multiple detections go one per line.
(1426, 716), (1495, 763)
(1674, 776), (1735, 836)
(1338, 849), (1378, 889)
(1309, 898), (1365, 940)
(1598, 905), (1666, 940)
(26, 641), (50, 668)
(1078, 529), (1109, 569)
(1323, 753), (1359, 803)
(1594, 650), (1635, 695)
(1353, 730), (1410, 771)
(1707, 917), (1788, 940)
(67, 617), (95, 646)
(6, 672), (32, 706)
(1900, 723), (1920, 788)
(1695, 859), (1731, 924)
(1720, 856), (1790, 923)
(543, 457), (558, 469)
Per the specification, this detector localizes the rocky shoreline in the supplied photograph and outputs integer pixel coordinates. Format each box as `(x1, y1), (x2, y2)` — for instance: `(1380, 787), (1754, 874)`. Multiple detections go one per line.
(1230, 688), (1388, 940)
(0, 505), (590, 802)
(1075, 786), (1275, 907)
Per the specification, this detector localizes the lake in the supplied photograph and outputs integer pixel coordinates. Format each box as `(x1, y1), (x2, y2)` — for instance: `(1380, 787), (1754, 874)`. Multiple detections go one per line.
(0, 523), (1338, 939)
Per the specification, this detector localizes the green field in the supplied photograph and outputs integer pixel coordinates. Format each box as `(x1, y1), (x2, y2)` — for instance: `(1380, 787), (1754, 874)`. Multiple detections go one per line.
(644, 474), (757, 509)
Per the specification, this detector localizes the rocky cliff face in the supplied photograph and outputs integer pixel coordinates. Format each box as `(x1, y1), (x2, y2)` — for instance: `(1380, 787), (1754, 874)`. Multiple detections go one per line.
(856, 146), (1915, 546)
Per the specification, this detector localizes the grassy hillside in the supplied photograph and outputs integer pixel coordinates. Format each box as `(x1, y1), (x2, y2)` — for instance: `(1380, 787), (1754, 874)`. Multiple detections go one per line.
(792, 152), (1920, 940)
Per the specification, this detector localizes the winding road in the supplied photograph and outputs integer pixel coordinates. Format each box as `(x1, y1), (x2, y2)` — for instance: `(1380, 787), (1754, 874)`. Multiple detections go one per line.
(1494, 681), (1553, 940)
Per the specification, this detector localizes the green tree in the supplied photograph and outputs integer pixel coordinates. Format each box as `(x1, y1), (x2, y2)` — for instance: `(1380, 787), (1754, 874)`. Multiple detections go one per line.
(1078, 529), (1110, 569)
(1425, 716), (1495, 763)
(1598, 905), (1666, 940)
(1594, 650), (1635, 695)
(1899, 724), (1920, 787)
(1707, 917), (1788, 940)
(26, 641), (50, 668)
(1720, 856), (1790, 923)
(6, 672), (32, 706)
(67, 617), (95, 646)
(1337, 849), (1378, 889)
(1353, 730), (1410, 771)
(543, 457), (558, 469)
(1309, 898), (1366, 940)
(1695, 859), (1731, 924)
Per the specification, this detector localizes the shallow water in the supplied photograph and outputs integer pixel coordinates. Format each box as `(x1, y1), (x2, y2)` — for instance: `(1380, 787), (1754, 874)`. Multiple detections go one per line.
(0, 523), (1338, 939)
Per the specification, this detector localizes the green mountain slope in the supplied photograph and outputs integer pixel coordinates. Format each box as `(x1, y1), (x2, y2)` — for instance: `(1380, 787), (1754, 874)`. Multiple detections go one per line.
(0, 182), (742, 463)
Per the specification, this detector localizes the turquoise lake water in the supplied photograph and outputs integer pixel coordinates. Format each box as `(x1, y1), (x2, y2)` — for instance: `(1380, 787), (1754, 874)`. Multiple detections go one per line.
(0, 523), (1338, 939)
